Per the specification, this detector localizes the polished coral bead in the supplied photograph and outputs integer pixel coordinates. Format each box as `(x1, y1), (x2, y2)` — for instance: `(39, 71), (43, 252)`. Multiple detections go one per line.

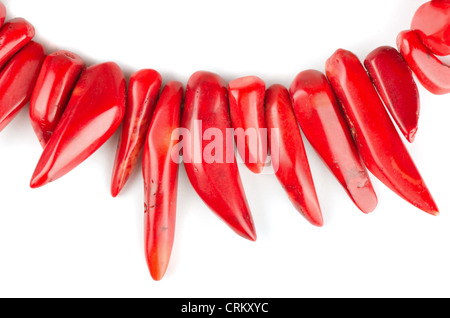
(290, 70), (378, 214)
(0, 41), (45, 132)
(397, 29), (450, 95)
(111, 69), (162, 197)
(325, 49), (438, 215)
(364, 46), (421, 143)
(182, 71), (257, 241)
(0, 18), (35, 70)
(228, 76), (267, 174)
(266, 84), (323, 226)
(143, 81), (183, 281)
(30, 62), (126, 188)
(29, 50), (85, 147)
(411, 0), (450, 56)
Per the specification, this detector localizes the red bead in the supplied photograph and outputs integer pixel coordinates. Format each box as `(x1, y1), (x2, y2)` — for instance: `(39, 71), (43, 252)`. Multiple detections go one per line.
(266, 84), (323, 226)
(228, 76), (267, 174)
(30, 62), (126, 188)
(143, 81), (183, 281)
(397, 29), (450, 95)
(290, 70), (378, 214)
(111, 69), (162, 197)
(364, 46), (421, 143)
(182, 71), (257, 241)
(411, 0), (450, 56)
(0, 41), (45, 132)
(0, 18), (35, 71)
(30, 50), (85, 147)
(325, 49), (438, 215)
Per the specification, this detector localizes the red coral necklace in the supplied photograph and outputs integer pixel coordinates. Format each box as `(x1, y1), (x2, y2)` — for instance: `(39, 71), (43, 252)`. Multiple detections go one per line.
(0, 1), (448, 284)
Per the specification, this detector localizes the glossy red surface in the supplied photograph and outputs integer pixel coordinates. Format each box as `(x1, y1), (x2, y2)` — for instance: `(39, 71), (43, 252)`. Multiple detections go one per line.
(364, 46), (421, 143)
(30, 62), (126, 188)
(29, 50), (85, 147)
(111, 69), (162, 197)
(0, 41), (45, 132)
(143, 81), (183, 281)
(265, 84), (323, 226)
(290, 70), (377, 214)
(182, 71), (257, 241)
(325, 49), (439, 215)
(228, 76), (267, 174)
(397, 29), (450, 95)
(0, 18), (35, 71)
(411, 0), (450, 56)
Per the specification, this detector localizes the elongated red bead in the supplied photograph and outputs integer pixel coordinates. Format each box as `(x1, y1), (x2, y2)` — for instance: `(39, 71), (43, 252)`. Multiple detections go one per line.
(325, 49), (438, 215)
(290, 70), (378, 214)
(30, 62), (126, 188)
(29, 50), (85, 147)
(0, 41), (45, 132)
(228, 76), (267, 174)
(182, 71), (257, 241)
(411, 0), (450, 56)
(364, 46), (420, 143)
(143, 81), (183, 281)
(0, 18), (35, 71)
(397, 29), (450, 95)
(266, 84), (323, 226)
(111, 69), (162, 197)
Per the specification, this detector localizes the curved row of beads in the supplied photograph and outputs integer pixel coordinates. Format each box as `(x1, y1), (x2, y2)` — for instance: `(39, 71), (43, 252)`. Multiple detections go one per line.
(0, 1), (447, 281)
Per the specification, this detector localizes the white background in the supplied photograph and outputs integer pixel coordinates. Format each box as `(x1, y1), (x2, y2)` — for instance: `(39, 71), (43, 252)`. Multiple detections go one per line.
(0, 0), (448, 298)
